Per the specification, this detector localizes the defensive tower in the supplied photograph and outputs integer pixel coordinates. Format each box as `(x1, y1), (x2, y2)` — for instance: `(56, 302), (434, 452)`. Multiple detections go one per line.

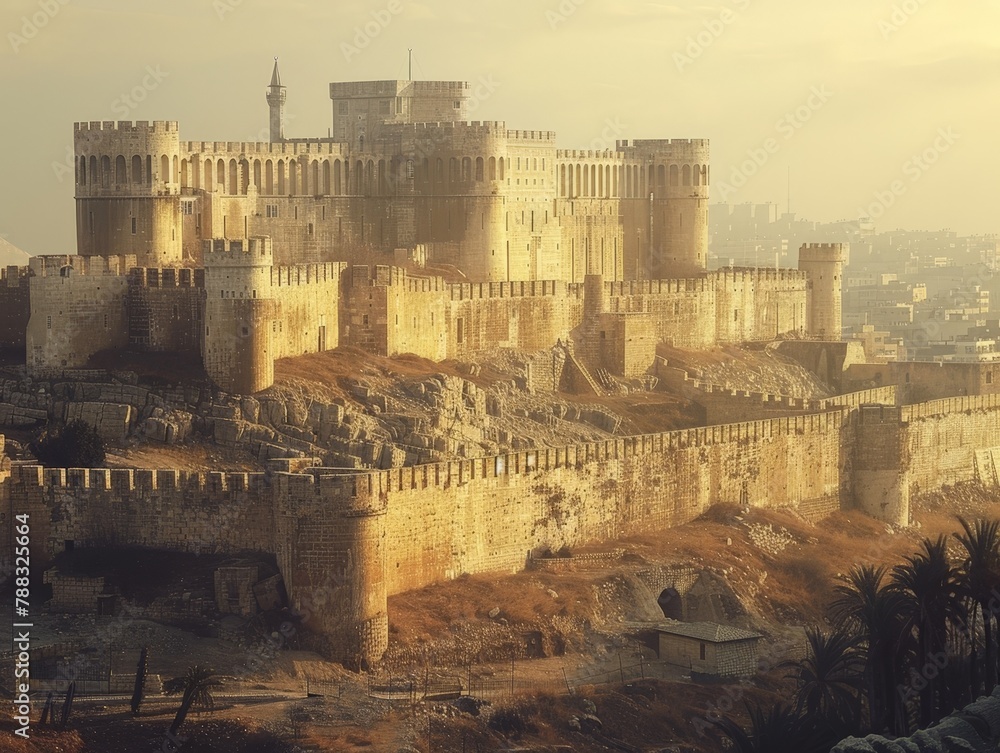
(202, 237), (276, 394)
(74, 121), (183, 267)
(798, 243), (846, 340)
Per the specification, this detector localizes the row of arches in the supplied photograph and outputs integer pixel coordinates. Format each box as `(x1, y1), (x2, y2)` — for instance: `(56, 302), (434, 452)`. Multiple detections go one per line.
(556, 162), (709, 199)
(178, 155), (511, 197)
(77, 154), (176, 187)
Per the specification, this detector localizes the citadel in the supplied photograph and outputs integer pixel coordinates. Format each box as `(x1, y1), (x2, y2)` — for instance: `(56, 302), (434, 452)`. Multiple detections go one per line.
(3, 66), (1000, 666)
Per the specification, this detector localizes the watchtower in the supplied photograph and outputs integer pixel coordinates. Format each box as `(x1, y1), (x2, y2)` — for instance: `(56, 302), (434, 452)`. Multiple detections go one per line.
(798, 243), (846, 340)
(202, 237), (276, 394)
(73, 121), (183, 268)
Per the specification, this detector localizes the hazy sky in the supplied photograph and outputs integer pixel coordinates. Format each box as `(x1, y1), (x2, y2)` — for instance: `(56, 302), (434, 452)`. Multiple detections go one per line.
(0, 0), (996, 254)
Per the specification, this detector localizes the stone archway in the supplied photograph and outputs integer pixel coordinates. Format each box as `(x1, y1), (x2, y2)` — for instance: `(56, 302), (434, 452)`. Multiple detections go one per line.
(657, 587), (683, 620)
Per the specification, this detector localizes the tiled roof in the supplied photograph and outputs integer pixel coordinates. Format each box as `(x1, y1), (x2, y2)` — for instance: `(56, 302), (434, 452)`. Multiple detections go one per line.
(655, 621), (762, 643)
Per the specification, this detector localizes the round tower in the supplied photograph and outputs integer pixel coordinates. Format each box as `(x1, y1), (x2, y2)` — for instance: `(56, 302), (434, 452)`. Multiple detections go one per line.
(798, 242), (847, 340)
(266, 58), (286, 143)
(74, 120), (183, 267)
(202, 237), (276, 394)
(622, 139), (710, 279)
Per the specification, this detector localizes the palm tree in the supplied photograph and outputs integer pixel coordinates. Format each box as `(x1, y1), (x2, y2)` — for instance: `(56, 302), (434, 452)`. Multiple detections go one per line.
(830, 564), (907, 734)
(891, 536), (966, 727)
(781, 626), (862, 735)
(954, 517), (1000, 696)
(164, 665), (220, 738)
(712, 701), (833, 753)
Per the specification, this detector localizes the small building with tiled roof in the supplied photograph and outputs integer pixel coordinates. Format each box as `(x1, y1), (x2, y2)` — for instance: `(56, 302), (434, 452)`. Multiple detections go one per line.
(655, 621), (762, 678)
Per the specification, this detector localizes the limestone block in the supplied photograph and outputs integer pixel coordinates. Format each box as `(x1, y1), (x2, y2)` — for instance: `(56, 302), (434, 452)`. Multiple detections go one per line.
(262, 399), (286, 426)
(65, 401), (133, 443)
(214, 418), (246, 445)
(240, 397), (260, 423)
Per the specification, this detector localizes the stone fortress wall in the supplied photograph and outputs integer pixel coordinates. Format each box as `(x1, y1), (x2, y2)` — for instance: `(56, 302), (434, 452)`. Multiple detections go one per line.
(6, 384), (1000, 663)
(69, 69), (711, 281)
(7, 242), (834, 394)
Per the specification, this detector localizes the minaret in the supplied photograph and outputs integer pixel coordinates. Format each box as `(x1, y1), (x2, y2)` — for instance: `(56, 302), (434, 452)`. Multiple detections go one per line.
(266, 58), (286, 142)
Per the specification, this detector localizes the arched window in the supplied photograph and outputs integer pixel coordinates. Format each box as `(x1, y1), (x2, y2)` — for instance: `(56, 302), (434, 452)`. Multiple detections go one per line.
(204, 159), (214, 191)
(265, 160), (274, 195)
(377, 159), (385, 194)
(488, 156), (496, 181)
(366, 160), (374, 194)
(300, 157), (309, 194)
(100, 155), (111, 187)
(253, 159), (262, 192)
(322, 160), (331, 195)
(289, 160), (298, 195)
(238, 158), (249, 194)
(78, 156), (87, 186)
(682, 164), (691, 186)
(229, 159), (238, 195)
(277, 159), (285, 194)
(693, 163), (701, 186)
(146, 155), (152, 185)
(462, 157), (472, 182)
(657, 164), (666, 188)
(115, 155), (127, 185)
(560, 164), (566, 196)
(192, 158), (200, 189)
(89, 156), (97, 187)
(180, 159), (189, 188)
(435, 158), (444, 182)
(475, 156), (484, 181)
(355, 160), (363, 193)
(173, 156), (178, 184)
(333, 159), (341, 195)
(217, 159), (226, 192)
(583, 165), (589, 197)
(311, 160), (320, 195)
(161, 155), (170, 184)
(498, 157), (505, 180)
(449, 157), (459, 183)
(669, 164), (679, 187)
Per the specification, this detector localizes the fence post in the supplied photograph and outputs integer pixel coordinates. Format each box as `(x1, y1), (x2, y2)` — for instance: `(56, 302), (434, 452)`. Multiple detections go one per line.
(562, 667), (572, 695)
(640, 655), (645, 680)
(619, 653), (625, 683)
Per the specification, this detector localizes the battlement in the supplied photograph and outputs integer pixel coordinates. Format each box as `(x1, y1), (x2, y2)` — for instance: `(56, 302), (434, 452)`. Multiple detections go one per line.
(799, 243), (847, 262)
(29, 255), (137, 278)
(608, 277), (713, 297)
(270, 262), (345, 287)
(74, 121), (179, 134)
(1, 266), (29, 286)
(901, 392), (1000, 422)
(506, 129), (557, 142)
(182, 141), (346, 156)
(128, 267), (203, 289)
(621, 139), (710, 148)
(713, 267), (808, 284)
(556, 149), (622, 161)
(448, 279), (569, 301)
(201, 237), (273, 266)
